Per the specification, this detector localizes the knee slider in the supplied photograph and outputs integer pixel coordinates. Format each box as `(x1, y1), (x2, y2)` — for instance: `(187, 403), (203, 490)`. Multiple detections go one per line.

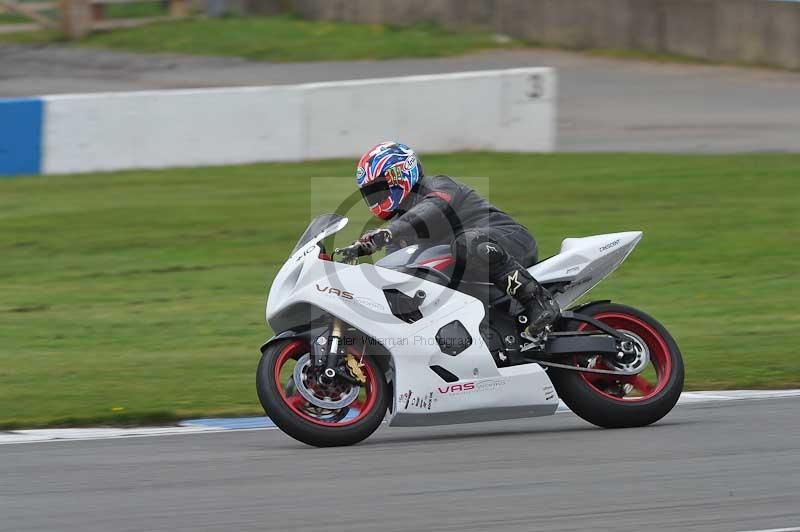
(475, 240), (509, 267)
(452, 230), (507, 266)
(453, 230), (486, 258)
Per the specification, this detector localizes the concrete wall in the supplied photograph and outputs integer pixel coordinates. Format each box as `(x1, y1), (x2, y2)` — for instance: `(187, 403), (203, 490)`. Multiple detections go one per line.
(42, 86), (306, 174)
(285, 0), (800, 70)
(300, 69), (556, 160)
(0, 67), (555, 176)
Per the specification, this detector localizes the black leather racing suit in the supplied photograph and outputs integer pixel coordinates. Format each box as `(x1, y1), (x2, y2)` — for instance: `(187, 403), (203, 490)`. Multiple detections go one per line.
(385, 175), (541, 300)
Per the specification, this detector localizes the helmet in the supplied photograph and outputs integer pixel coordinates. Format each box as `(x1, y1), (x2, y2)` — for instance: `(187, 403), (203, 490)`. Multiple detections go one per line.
(356, 141), (422, 220)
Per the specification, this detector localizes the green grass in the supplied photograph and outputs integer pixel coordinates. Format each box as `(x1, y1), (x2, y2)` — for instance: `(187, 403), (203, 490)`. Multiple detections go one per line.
(0, 12), (792, 72)
(1, 153), (798, 428)
(0, 13), (27, 24)
(0, 13), (519, 60)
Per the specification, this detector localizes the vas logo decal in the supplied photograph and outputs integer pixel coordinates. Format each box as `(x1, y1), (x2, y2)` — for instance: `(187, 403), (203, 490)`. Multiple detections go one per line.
(438, 379), (507, 395)
(316, 284), (354, 300)
(437, 383), (476, 394)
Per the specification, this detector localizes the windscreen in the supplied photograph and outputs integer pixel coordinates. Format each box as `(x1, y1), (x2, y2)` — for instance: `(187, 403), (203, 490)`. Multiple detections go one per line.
(291, 213), (347, 254)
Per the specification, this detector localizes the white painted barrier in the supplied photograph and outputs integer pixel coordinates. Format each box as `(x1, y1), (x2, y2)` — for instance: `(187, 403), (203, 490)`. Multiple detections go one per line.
(301, 69), (556, 159)
(43, 86), (304, 173)
(41, 68), (556, 174)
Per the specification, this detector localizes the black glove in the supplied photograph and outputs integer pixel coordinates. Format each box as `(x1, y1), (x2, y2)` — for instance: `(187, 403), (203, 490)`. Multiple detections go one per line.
(358, 228), (392, 256)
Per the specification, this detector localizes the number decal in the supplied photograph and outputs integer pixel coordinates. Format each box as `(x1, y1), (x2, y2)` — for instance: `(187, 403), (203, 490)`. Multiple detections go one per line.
(527, 74), (544, 99)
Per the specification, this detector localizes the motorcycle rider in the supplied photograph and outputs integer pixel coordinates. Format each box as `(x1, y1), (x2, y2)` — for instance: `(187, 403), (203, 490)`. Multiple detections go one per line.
(354, 141), (559, 335)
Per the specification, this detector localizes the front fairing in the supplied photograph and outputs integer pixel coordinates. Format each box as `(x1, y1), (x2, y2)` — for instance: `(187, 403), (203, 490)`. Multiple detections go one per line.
(267, 214), (349, 326)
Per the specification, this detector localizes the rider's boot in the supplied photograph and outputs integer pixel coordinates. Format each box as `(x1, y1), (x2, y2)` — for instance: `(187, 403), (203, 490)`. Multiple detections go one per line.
(508, 270), (560, 336)
(475, 241), (560, 335)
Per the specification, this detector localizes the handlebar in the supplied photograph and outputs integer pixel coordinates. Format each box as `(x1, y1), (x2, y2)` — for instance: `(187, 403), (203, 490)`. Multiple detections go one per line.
(333, 242), (364, 264)
(334, 230), (391, 263)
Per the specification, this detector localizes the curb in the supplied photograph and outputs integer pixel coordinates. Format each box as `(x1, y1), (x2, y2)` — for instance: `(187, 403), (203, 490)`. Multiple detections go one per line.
(2, 390), (798, 445)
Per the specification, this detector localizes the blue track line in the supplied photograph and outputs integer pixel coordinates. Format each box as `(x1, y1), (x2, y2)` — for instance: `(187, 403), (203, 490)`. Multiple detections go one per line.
(181, 410), (363, 430)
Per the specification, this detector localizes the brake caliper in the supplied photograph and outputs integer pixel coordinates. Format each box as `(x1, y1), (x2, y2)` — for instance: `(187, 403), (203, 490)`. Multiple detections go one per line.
(345, 353), (367, 384)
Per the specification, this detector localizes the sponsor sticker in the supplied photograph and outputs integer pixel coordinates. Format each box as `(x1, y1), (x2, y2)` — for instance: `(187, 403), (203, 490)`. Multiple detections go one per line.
(599, 239), (621, 252)
(437, 378), (507, 396)
(315, 284), (353, 300)
(353, 296), (386, 312)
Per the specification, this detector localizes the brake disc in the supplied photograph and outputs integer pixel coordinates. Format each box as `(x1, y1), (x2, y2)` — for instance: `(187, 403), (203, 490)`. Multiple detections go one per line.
(292, 354), (360, 409)
(608, 330), (650, 374)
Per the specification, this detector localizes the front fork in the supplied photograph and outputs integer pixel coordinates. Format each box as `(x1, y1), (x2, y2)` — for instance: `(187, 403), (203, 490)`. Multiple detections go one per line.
(313, 317), (360, 385)
(323, 317), (344, 372)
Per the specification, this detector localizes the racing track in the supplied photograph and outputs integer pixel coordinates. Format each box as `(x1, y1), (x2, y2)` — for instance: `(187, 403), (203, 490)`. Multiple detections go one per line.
(2, 46), (800, 152)
(2, 396), (799, 532)
(2, 44), (799, 532)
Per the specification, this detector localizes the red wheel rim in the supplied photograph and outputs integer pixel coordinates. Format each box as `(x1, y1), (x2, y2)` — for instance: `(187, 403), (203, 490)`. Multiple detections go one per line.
(273, 340), (379, 427)
(577, 313), (673, 402)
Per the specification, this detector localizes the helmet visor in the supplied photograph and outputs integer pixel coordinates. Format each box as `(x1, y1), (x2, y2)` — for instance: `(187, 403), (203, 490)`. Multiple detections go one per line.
(360, 179), (391, 208)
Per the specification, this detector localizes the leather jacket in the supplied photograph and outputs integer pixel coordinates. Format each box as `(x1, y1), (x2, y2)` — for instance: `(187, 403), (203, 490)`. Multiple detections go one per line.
(385, 175), (523, 248)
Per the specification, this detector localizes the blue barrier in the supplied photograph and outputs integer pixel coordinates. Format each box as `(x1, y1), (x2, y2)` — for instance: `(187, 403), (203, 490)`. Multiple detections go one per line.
(0, 98), (43, 176)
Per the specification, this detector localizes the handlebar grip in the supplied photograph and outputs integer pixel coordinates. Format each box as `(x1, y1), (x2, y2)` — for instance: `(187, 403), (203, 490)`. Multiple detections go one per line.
(372, 230), (390, 249)
(335, 243), (365, 260)
(355, 242), (372, 257)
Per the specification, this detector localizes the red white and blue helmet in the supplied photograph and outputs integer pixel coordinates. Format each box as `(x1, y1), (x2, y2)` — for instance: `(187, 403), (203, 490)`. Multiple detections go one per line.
(356, 141), (422, 220)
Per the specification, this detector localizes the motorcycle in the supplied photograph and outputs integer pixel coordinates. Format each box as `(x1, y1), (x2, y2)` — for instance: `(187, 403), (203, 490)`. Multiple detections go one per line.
(256, 213), (684, 447)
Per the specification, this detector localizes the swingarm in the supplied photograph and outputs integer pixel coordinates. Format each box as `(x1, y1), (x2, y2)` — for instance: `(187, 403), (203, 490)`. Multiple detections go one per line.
(522, 311), (644, 376)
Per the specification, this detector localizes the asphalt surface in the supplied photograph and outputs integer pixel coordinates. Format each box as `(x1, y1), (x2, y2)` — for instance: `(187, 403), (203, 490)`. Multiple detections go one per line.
(2, 46), (800, 152)
(2, 397), (799, 532)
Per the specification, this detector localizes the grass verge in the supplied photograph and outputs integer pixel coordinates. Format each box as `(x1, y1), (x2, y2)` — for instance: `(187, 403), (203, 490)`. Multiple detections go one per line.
(1, 13), (796, 73)
(0, 13), (520, 60)
(1, 152), (798, 428)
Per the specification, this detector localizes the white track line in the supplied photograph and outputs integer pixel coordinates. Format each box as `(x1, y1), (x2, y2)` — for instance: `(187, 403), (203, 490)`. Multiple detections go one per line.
(0, 426), (278, 446)
(1, 389), (798, 446)
(736, 527), (800, 532)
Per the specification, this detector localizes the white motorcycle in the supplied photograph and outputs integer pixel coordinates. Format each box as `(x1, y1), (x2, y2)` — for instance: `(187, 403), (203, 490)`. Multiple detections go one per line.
(256, 214), (684, 447)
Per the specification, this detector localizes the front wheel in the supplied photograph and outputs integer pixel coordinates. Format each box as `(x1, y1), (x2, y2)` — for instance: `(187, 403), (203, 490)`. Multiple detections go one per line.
(549, 302), (684, 428)
(256, 339), (389, 447)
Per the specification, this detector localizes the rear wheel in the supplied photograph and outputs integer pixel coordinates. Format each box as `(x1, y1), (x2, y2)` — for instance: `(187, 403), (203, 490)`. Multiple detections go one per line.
(549, 302), (684, 428)
(256, 339), (389, 446)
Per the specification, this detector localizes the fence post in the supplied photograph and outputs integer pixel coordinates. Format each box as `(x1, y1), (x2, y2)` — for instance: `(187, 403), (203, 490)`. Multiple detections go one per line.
(169, 0), (187, 17)
(59, 0), (92, 38)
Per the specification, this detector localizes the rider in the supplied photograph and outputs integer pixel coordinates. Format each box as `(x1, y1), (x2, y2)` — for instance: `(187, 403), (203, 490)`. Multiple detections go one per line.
(354, 141), (559, 335)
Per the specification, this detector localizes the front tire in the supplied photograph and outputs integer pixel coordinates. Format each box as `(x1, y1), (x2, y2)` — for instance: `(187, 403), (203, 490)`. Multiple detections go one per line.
(256, 339), (389, 447)
(549, 302), (684, 428)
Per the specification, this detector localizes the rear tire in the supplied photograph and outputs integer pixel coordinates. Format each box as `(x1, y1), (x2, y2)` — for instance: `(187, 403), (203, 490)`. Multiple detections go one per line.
(256, 339), (389, 447)
(549, 302), (684, 428)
